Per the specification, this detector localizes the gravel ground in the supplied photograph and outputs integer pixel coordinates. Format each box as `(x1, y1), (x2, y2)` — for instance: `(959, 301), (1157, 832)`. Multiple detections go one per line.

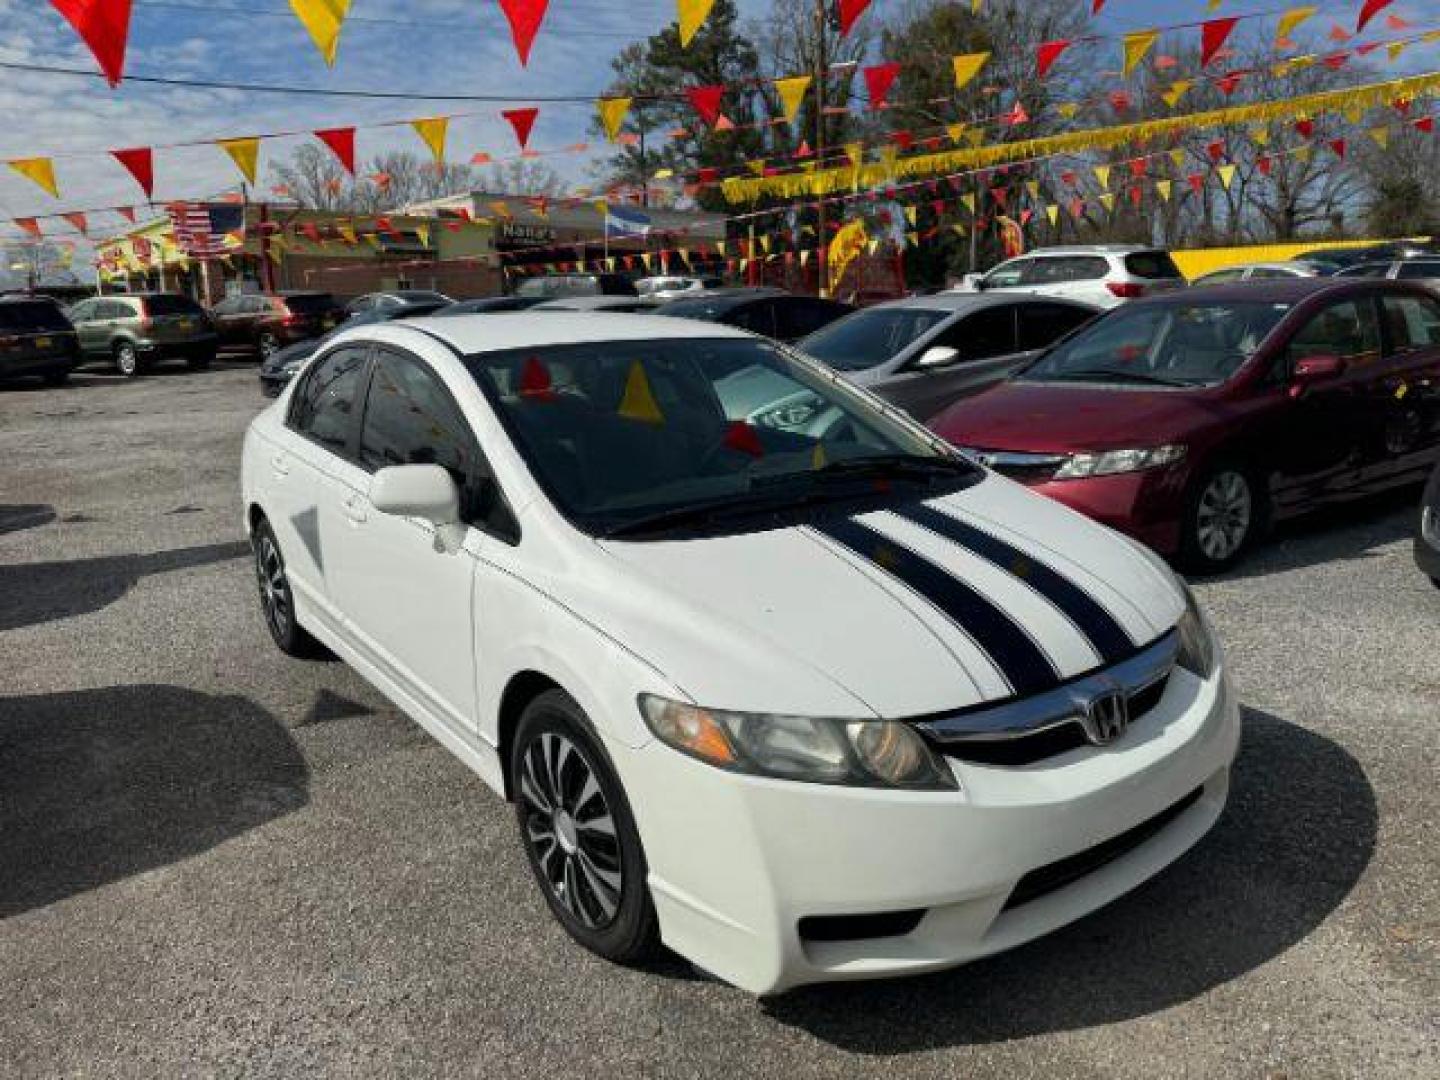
(1, 363), (1436, 1079)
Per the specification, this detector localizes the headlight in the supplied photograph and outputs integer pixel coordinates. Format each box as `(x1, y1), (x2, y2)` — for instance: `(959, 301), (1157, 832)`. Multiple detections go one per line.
(638, 695), (957, 790)
(1054, 445), (1185, 480)
(1175, 581), (1217, 678)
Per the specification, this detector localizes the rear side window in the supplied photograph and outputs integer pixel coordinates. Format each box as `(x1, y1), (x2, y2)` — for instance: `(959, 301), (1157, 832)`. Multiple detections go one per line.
(290, 345), (369, 455)
(1396, 261), (1440, 280)
(1381, 294), (1440, 352)
(1287, 300), (1382, 371)
(1124, 251), (1183, 280)
(983, 259), (1030, 288)
(1196, 268), (1245, 285)
(727, 301), (777, 337)
(0, 301), (71, 332)
(143, 294), (204, 316)
(1017, 304), (1097, 350)
(1025, 257), (1108, 284)
(1249, 267), (1299, 280)
(942, 306), (1016, 359)
(772, 298), (847, 341)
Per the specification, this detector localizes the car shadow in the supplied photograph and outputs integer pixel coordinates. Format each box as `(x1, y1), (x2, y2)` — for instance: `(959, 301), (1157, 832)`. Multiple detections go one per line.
(1210, 486), (1419, 581)
(0, 685), (309, 918)
(0, 503), (56, 536)
(0, 540), (251, 633)
(761, 708), (1375, 1051)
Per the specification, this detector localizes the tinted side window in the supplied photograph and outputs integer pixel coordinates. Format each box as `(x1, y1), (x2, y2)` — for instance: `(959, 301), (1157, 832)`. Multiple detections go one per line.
(68, 300), (96, 321)
(1396, 261), (1440, 280)
(1124, 252), (1183, 279)
(359, 352), (475, 481)
(1287, 300), (1382, 371)
(291, 346), (369, 456)
(1381, 294), (1440, 353)
(1017, 304), (1097, 351)
(1197, 268), (1245, 285)
(1249, 267), (1297, 280)
(984, 259), (1031, 288)
(947, 306), (1017, 359)
(772, 298), (845, 341)
(727, 301), (777, 337)
(1336, 263), (1389, 279)
(1029, 256), (1107, 283)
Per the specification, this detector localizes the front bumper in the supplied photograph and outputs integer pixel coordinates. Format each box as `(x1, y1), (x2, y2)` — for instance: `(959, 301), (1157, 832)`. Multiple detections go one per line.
(615, 658), (1240, 995)
(1416, 501), (1440, 582)
(136, 334), (219, 356)
(1025, 465), (1191, 555)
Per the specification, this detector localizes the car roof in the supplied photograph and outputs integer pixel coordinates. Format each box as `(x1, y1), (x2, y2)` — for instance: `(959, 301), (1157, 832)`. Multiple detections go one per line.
(896, 292), (1096, 312)
(384, 312), (754, 355)
(1143, 278), (1392, 304)
(1022, 245), (1164, 255)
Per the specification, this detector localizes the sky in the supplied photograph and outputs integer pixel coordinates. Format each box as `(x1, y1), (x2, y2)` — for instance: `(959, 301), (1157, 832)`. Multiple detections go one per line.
(0, 0), (1434, 256)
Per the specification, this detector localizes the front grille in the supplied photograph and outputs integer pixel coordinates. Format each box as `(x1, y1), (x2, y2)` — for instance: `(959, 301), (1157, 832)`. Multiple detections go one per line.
(957, 448), (1066, 485)
(1002, 786), (1203, 911)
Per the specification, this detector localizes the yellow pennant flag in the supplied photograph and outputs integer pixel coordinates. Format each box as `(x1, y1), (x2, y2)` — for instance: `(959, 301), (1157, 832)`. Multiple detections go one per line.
(1122, 30), (1159, 77)
(218, 138), (260, 184)
(946, 123), (967, 144)
(677, 0), (715, 48)
(1275, 6), (1317, 47)
(1155, 179), (1172, 202)
(1388, 42), (1408, 63)
(1045, 204), (1060, 227)
(618, 360), (665, 424)
(1294, 145), (1314, 163)
(905, 231), (919, 248)
(775, 75), (811, 124)
(597, 97), (632, 142)
(415, 222), (431, 248)
(1057, 102), (1080, 120)
(1099, 193), (1115, 212)
(951, 222), (967, 238)
(1250, 124), (1270, 146)
(960, 192), (976, 214)
(746, 159), (766, 176)
(965, 128), (987, 148)
(1094, 164), (1112, 189)
(338, 222), (357, 245)
(411, 117), (448, 163)
(1217, 164), (1237, 190)
(799, 249), (811, 268)
(289, 0), (350, 66)
(1169, 148), (1187, 171)
(903, 205), (917, 226)
(1025, 180), (1040, 200)
(8, 158), (58, 198)
(593, 198), (609, 217)
(1161, 80), (1193, 109)
(952, 52), (990, 91)
(1369, 126), (1390, 149)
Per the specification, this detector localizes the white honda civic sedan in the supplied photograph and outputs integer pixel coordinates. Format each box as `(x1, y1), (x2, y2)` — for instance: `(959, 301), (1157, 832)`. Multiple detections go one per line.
(240, 313), (1239, 995)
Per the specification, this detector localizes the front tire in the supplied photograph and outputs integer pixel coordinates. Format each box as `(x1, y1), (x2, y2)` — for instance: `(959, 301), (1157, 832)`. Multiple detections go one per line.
(251, 518), (324, 657)
(511, 691), (658, 965)
(1180, 462), (1262, 574)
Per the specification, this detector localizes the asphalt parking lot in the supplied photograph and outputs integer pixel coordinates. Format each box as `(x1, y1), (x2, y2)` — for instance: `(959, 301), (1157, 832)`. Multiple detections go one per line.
(1, 361), (1436, 1078)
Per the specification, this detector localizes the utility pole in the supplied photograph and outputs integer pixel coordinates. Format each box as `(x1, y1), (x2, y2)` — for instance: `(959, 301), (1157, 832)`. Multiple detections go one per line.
(813, 0), (828, 297)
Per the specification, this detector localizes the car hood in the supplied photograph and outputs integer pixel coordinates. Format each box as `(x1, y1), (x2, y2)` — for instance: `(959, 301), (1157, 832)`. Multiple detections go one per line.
(590, 477), (1183, 718)
(930, 379), (1223, 454)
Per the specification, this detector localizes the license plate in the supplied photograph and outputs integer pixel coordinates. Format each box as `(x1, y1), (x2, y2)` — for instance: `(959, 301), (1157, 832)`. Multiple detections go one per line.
(323, 317), (337, 329)
(34, 336), (51, 348)
(178, 319), (194, 331)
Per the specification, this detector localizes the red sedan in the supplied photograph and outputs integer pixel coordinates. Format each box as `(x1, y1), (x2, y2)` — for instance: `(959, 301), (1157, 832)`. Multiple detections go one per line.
(929, 279), (1440, 571)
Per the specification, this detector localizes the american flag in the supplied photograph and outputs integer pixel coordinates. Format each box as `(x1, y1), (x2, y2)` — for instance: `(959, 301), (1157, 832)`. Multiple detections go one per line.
(166, 202), (245, 257)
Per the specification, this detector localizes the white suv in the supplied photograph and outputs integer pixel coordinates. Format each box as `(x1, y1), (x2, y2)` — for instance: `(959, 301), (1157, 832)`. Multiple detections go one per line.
(959, 245), (1186, 309)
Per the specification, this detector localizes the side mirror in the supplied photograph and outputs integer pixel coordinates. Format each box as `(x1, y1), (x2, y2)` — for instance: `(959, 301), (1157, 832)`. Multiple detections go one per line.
(915, 345), (961, 370)
(370, 464), (466, 552)
(962, 273), (986, 291)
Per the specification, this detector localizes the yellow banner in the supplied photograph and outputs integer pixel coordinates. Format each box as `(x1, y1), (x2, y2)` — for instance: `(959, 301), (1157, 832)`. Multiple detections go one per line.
(722, 69), (1440, 204)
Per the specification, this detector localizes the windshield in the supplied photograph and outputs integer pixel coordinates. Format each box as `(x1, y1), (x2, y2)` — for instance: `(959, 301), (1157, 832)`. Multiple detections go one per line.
(465, 337), (975, 536)
(799, 307), (951, 372)
(1021, 301), (1291, 388)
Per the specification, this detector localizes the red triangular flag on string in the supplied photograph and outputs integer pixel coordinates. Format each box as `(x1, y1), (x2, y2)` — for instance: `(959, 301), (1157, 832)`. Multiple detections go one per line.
(1357, 0), (1395, 33)
(863, 62), (901, 109)
(315, 127), (356, 174)
(498, 0), (549, 65)
(50, 0), (132, 85)
(1415, 117), (1435, 133)
(1003, 101), (1029, 126)
(837, 0), (870, 36)
(1329, 138), (1348, 159)
(1217, 71), (1244, 95)
(1323, 52), (1350, 70)
(1207, 139), (1226, 162)
(1258, 155), (1273, 176)
(1200, 18), (1239, 67)
(502, 107), (539, 149)
(111, 146), (153, 197)
(115, 205), (136, 223)
(1187, 173), (1205, 193)
(63, 212), (88, 233)
(15, 218), (41, 238)
(686, 85), (725, 127)
(1295, 118), (1315, 138)
(1036, 39), (1071, 79)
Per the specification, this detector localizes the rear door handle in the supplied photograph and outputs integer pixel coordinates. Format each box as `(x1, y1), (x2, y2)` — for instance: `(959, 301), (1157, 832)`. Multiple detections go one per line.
(342, 494), (368, 524)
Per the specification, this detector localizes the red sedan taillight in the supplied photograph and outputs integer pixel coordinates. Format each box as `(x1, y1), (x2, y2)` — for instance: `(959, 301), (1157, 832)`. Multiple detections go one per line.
(1106, 282), (1146, 299)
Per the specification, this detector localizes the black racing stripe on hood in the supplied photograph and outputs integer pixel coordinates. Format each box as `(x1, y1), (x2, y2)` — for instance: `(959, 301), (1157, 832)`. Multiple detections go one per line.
(813, 517), (1059, 697)
(892, 502), (1136, 664)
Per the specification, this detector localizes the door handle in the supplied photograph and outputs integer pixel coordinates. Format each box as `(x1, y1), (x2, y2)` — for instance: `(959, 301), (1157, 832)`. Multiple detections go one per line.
(342, 494), (368, 524)
(270, 453), (290, 477)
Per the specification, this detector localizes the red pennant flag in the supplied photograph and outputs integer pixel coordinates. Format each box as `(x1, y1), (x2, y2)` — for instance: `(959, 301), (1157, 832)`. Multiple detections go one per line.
(989, 187), (1008, 208)
(795, 139), (813, 158)
(315, 127), (356, 174)
(1258, 155), (1273, 176)
(1200, 18), (1239, 67)
(15, 217), (41, 238)
(1355, 41), (1383, 56)
(1187, 173), (1205, 193)
(1328, 24), (1352, 42)
(1217, 71), (1244, 95)
(863, 62), (901, 109)
(686, 85), (725, 127)
(1322, 52), (1350, 70)
(1385, 14), (1410, 30)
(1207, 139), (1226, 162)
(63, 212), (88, 233)
(1394, 97), (1412, 115)
(1128, 158), (1148, 178)
(498, 0), (549, 65)
(50, 0), (132, 85)
(1357, 0), (1394, 32)
(1415, 117), (1435, 133)
(111, 146), (153, 197)
(1128, 186), (1142, 208)
(1294, 118), (1315, 139)
(837, 0), (870, 36)
(502, 107), (539, 149)
(1003, 101), (1030, 126)
(1092, 0), (1106, 12)
(1329, 138), (1348, 159)
(891, 130), (914, 150)
(1109, 90), (1133, 113)
(1036, 39), (1071, 79)
(115, 205), (136, 223)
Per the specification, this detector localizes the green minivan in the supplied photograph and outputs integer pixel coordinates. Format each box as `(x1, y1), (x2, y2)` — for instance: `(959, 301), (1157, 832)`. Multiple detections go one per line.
(68, 292), (219, 377)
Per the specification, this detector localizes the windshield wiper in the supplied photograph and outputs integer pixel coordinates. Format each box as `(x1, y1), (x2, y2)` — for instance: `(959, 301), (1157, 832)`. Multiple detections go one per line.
(599, 490), (813, 539)
(1035, 368), (1194, 387)
(806, 454), (976, 483)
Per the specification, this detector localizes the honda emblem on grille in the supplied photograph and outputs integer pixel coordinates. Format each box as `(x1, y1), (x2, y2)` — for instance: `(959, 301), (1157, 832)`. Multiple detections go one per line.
(1083, 690), (1130, 746)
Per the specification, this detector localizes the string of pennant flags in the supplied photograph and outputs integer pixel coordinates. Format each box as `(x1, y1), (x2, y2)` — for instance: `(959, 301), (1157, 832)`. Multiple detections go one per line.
(9, 8), (1440, 217)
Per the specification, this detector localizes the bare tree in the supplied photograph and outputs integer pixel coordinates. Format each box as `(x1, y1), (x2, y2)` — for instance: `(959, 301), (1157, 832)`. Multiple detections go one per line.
(269, 148), (477, 212)
(478, 159), (566, 196)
